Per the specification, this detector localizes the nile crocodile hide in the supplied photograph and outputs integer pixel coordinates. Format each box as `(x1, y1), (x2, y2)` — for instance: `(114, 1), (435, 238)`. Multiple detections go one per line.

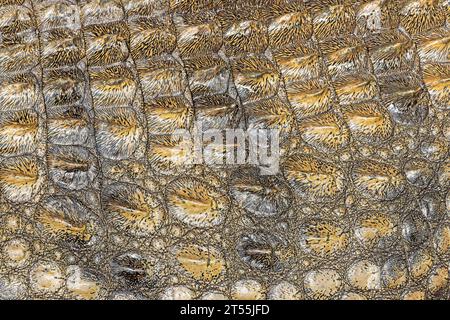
(0, 0), (449, 300)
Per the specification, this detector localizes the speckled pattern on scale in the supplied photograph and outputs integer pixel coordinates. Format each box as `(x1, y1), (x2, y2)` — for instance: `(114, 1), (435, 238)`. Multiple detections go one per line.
(0, 0), (449, 300)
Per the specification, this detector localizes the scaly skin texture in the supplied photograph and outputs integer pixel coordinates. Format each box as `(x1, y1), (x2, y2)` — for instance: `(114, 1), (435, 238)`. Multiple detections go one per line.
(0, 0), (449, 300)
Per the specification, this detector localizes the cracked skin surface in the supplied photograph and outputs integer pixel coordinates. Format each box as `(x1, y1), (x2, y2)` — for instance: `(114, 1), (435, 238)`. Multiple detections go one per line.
(0, 0), (449, 300)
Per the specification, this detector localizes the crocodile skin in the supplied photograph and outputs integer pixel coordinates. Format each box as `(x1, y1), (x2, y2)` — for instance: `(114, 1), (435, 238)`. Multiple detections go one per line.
(0, 0), (449, 300)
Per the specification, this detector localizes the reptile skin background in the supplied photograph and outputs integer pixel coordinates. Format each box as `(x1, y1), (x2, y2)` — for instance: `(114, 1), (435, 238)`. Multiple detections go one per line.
(0, 0), (449, 300)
